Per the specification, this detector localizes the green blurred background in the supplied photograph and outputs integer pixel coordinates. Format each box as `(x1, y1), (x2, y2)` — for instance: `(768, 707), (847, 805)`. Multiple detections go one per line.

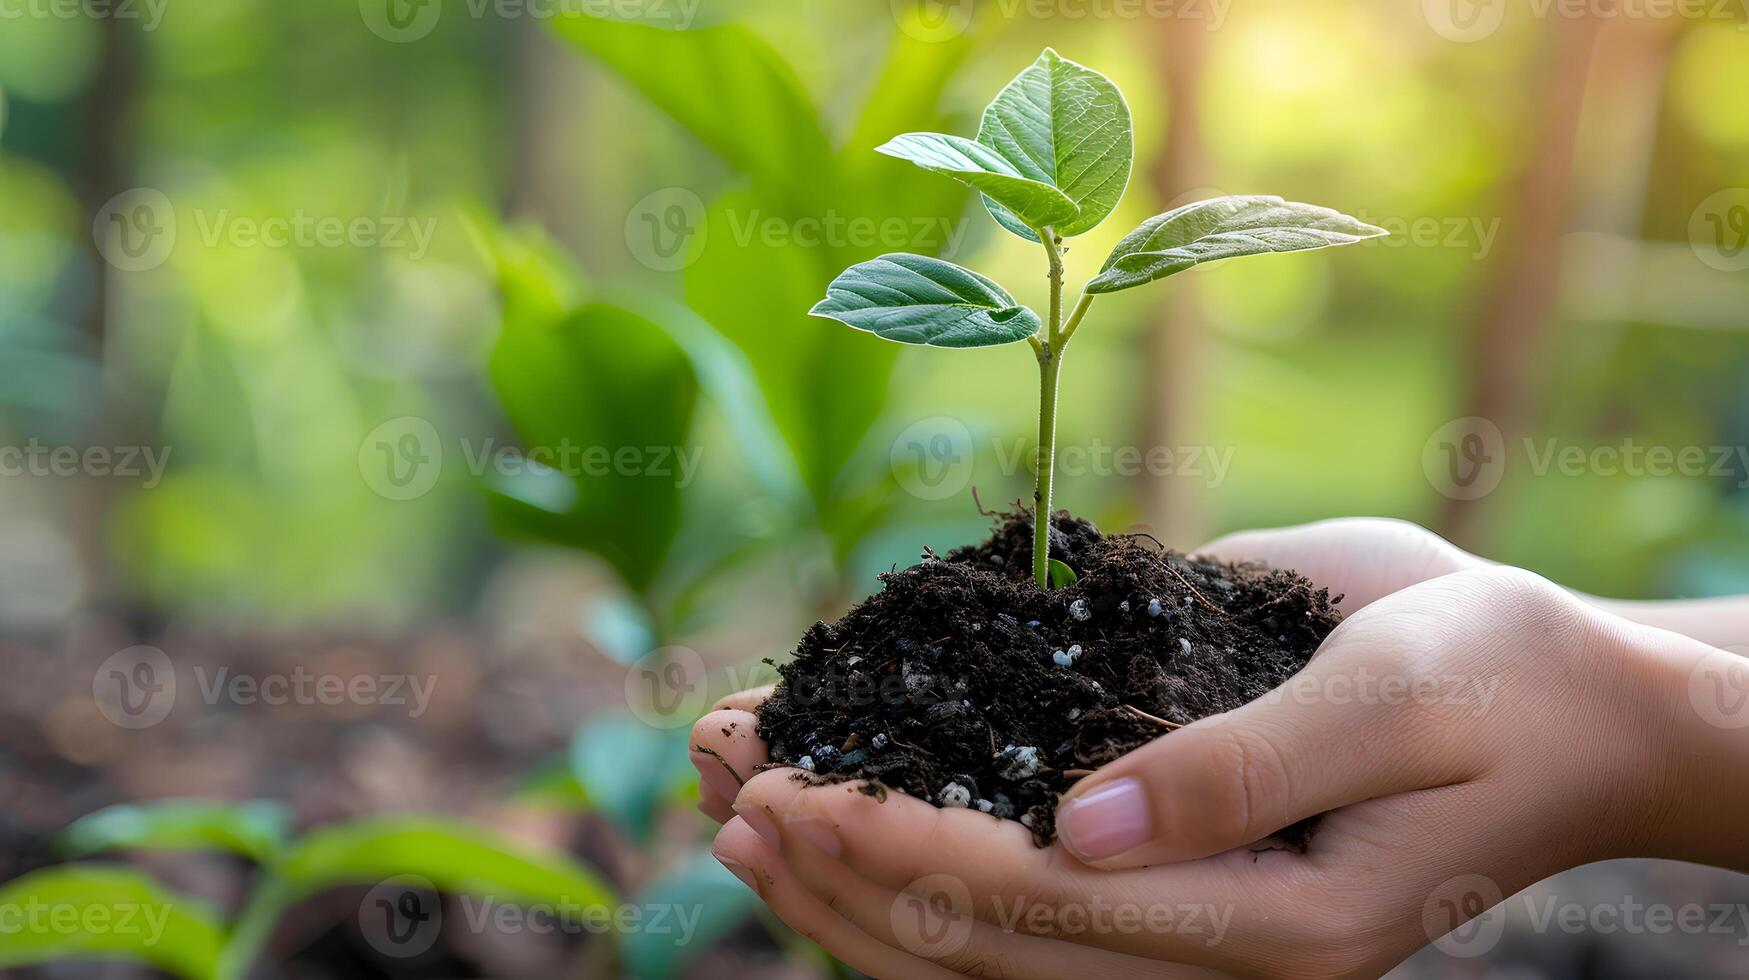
(1, 0), (1747, 976)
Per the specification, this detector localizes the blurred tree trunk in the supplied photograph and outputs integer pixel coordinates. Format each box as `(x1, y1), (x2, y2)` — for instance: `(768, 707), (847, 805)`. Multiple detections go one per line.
(508, 17), (591, 249)
(77, 16), (137, 349)
(1436, 13), (1605, 547)
(75, 17), (140, 607)
(1137, 16), (1211, 547)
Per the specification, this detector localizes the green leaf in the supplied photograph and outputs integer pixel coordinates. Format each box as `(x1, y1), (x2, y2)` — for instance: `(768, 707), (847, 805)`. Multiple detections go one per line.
(978, 48), (1133, 242)
(488, 300), (699, 595)
(569, 714), (695, 841)
(550, 17), (831, 206)
(1046, 559), (1079, 588)
(620, 849), (761, 980)
(811, 254), (1042, 349)
(0, 866), (225, 980)
(1086, 195), (1389, 295)
(59, 800), (292, 863)
(220, 816), (617, 980)
(684, 190), (900, 518)
(876, 132), (1079, 230)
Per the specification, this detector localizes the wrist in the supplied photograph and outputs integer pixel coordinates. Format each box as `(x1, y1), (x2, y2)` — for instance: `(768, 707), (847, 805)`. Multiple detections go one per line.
(1622, 627), (1749, 870)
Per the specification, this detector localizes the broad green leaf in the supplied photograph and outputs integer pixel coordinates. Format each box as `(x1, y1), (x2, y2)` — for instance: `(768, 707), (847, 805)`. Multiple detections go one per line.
(0, 867), (224, 980)
(876, 132), (1079, 231)
(812, 254), (1042, 348)
(1087, 196), (1389, 295)
(59, 800), (292, 863)
(978, 48), (1133, 242)
(488, 301), (699, 595)
(550, 17), (831, 206)
(1046, 559), (1079, 588)
(685, 190), (899, 513)
(620, 849), (761, 980)
(569, 714), (694, 841)
(220, 816), (617, 980)
(840, 23), (974, 177)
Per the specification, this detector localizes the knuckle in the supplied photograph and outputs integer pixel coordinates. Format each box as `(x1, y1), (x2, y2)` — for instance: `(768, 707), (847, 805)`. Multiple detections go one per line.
(1194, 726), (1289, 846)
(1455, 565), (1591, 646)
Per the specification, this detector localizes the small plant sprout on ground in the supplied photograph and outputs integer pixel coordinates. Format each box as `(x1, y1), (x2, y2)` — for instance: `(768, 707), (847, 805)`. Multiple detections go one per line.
(759, 49), (1373, 846)
(810, 48), (1386, 588)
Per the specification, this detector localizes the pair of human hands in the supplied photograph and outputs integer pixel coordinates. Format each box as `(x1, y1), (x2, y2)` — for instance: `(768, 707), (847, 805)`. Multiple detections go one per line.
(689, 519), (1749, 978)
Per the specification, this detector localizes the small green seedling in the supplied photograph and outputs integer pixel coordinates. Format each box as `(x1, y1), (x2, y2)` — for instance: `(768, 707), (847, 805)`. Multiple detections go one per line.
(811, 48), (1387, 588)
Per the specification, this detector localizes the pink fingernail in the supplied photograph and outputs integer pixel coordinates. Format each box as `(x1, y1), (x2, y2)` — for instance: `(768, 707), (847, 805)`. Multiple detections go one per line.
(691, 751), (742, 804)
(733, 803), (781, 849)
(714, 854), (760, 894)
(1059, 778), (1151, 862)
(784, 815), (842, 858)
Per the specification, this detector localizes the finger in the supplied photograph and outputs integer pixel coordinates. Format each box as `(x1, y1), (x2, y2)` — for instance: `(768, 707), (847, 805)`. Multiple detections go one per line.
(731, 789), (1231, 978)
(690, 709), (767, 820)
(1196, 518), (1480, 613)
(734, 771), (1295, 970)
(713, 684), (776, 712)
(1056, 566), (1582, 869)
(710, 815), (967, 980)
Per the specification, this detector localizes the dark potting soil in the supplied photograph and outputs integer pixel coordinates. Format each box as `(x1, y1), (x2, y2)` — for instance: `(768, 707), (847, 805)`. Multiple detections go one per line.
(754, 509), (1344, 850)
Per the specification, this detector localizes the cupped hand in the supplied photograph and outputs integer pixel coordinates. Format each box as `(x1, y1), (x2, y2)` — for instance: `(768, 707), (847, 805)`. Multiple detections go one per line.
(689, 520), (1736, 978)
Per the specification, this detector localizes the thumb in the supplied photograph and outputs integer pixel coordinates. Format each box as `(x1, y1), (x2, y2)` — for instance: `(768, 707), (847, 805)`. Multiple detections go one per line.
(1053, 569), (1521, 869)
(1198, 517), (1481, 614)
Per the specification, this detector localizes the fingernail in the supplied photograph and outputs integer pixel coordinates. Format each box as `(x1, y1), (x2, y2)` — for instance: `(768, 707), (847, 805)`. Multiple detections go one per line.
(784, 815), (842, 858)
(691, 751), (741, 804)
(733, 802), (781, 849)
(714, 853), (759, 894)
(1058, 777), (1151, 862)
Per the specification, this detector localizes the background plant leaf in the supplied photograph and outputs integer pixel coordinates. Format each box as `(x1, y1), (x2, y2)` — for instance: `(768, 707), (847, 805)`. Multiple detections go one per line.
(568, 713), (695, 841)
(550, 16), (832, 208)
(1087, 195), (1388, 294)
(978, 48), (1133, 242)
(619, 848), (761, 980)
(59, 800), (292, 864)
(0, 867), (225, 980)
(220, 816), (617, 980)
(812, 253), (1041, 348)
(488, 300), (699, 596)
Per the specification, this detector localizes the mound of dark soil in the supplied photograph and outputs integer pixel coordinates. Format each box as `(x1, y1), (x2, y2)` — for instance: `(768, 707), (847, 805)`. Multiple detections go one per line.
(755, 509), (1343, 849)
